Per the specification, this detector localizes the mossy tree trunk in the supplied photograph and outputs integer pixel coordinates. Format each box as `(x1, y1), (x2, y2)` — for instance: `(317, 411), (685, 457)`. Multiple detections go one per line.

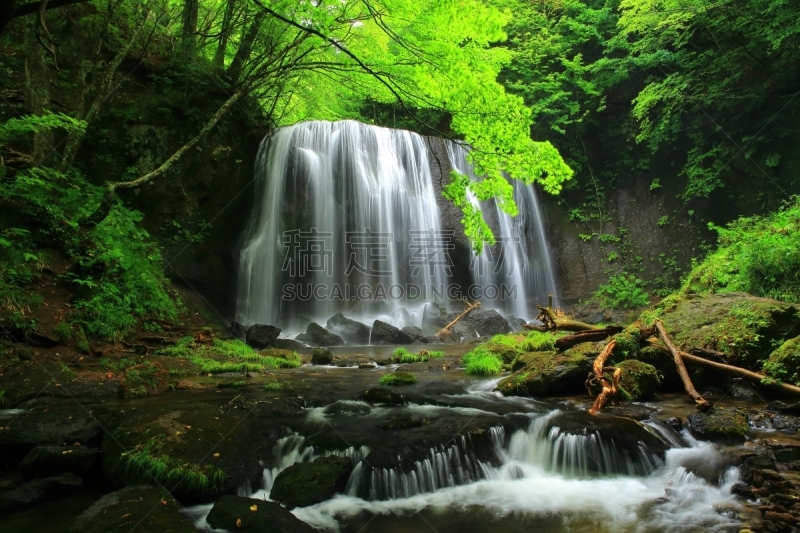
(24, 13), (53, 167)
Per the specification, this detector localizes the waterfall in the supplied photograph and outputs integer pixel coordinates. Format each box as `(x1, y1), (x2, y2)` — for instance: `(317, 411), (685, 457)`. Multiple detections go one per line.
(236, 120), (557, 329)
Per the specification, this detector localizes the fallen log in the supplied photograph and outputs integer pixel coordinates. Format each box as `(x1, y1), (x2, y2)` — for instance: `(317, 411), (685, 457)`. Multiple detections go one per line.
(679, 351), (800, 397)
(435, 301), (480, 339)
(654, 321), (710, 411)
(535, 295), (600, 332)
(588, 340), (619, 415)
(555, 326), (624, 351)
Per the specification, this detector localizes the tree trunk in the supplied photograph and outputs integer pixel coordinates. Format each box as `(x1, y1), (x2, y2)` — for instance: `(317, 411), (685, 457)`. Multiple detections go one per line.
(82, 88), (245, 228)
(654, 321), (710, 410)
(226, 10), (263, 85)
(24, 13), (53, 167)
(554, 326), (624, 351)
(181, 0), (198, 54)
(212, 0), (236, 70)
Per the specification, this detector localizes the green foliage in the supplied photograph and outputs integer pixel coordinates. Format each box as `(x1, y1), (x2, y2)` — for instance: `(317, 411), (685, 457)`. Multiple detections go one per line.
(391, 347), (445, 363)
(591, 273), (650, 309)
(462, 346), (503, 375)
(262, 381), (282, 392)
(520, 331), (557, 352)
(682, 198), (800, 303)
(0, 113), (85, 143)
(120, 435), (225, 493)
(216, 380), (247, 388)
(0, 227), (43, 335)
(379, 372), (417, 386)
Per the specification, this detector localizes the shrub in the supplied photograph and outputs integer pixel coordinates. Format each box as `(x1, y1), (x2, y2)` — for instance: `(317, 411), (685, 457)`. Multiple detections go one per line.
(682, 197), (800, 303)
(591, 273), (650, 309)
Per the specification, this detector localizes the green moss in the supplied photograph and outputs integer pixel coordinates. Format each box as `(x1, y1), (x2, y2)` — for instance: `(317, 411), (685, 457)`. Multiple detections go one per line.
(519, 331), (557, 352)
(462, 347), (504, 375)
(763, 336), (800, 386)
(379, 372), (417, 386)
(262, 381), (282, 391)
(216, 380), (247, 388)
(391, 348), (445, 363)
(639, 293), (798, 366)
(688, 407), (749, 442)
(479, 343), (520, 364)
(616, 360), (661, 401)
(119, 435), (225, 494)
(612, 326), (642, 360)
(497, 348), (592, 396)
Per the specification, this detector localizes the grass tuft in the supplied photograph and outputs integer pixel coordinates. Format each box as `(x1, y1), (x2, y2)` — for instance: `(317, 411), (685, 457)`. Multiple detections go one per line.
(462, 347), (503, 375)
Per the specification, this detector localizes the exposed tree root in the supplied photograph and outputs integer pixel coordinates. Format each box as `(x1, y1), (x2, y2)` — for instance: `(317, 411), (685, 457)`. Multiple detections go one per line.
(588, 340), (619, 415)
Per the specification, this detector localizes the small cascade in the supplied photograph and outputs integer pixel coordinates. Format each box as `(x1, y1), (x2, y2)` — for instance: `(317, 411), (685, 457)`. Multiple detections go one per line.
(345, 433), (498, 500)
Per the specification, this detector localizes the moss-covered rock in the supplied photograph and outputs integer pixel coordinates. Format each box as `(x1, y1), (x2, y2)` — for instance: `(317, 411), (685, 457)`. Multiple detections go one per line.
(311, 347), (333, 365)
(763, 335), (800, 386)
(616, 360), (661, 401)
(481, 342), (521, 364)
(269, 456), (353, 509)
(379, 372), (417, 386)
(496, 348), (592, 397)
(688, 407), (749, 442)
(359, 387), (405, 405)
(640, 292), (799, 366)
(70, 485), (196, 533)
(206, 495), (316, 532)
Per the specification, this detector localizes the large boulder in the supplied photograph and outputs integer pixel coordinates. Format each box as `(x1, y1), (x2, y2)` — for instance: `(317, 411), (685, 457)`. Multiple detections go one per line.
(305, 322), (345, 347)
(650, 292), (798, 367)
(422, 302), (448, 334)
(497, 347), (593, 397)
(70, 485), (196, 533)
(0, 473), (81, 511)
(0, 403), (104, 461)
(616, 360), (661, 401)
(688, 407), (749, 442)
(226, 321), (248, 340)
(311, 347), (333, 365)
(325, 313), (371, 344)
(245, 324), (281, 349)
(401, 326), (425, 343)
(370, 320), (414, 345)
(461, 309), (511, 337)
(19, 445), (101, 480)
(360, 388), (405, 405)
(272, 338), (308, 351)
(206, 495), (316, 532)
(270, 456), (353, 509)
(763, 335), (800, 387)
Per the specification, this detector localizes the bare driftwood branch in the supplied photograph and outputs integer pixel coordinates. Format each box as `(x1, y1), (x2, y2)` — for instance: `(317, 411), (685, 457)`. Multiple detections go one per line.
(588, 340), (619, 415)
(679, 351), (800, 397)
(654, 321), (710, 410)
(535, 294), (600, 332)
(555, 326), (624, 351)
(436, 301), (480, 339)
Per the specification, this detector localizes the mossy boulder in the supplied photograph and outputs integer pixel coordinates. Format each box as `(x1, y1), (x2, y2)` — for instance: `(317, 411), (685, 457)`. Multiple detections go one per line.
(359, 387), (405, 405)
(616, 360), (661, 401)
(206, 495), (316, 532)
(497, 348), (592, 397)
(70, 485), (196, 533)
(311, 347), (333, 365)
(481, 342), (521, 364)
(269, 456), (353, 509)
(688, 407), (749, 442)
(763, 335), (800, 386)
(379, 372), (417, 386)
(641, 293), (799, 366)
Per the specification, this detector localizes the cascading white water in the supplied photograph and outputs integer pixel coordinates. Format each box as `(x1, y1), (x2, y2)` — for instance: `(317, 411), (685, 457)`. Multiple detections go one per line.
(236, 120), (558, 330)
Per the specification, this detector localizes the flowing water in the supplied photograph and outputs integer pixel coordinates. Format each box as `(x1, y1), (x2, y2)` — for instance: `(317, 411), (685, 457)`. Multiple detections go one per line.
(186, 381), (744, 533)
(236, 120), (558, 332)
